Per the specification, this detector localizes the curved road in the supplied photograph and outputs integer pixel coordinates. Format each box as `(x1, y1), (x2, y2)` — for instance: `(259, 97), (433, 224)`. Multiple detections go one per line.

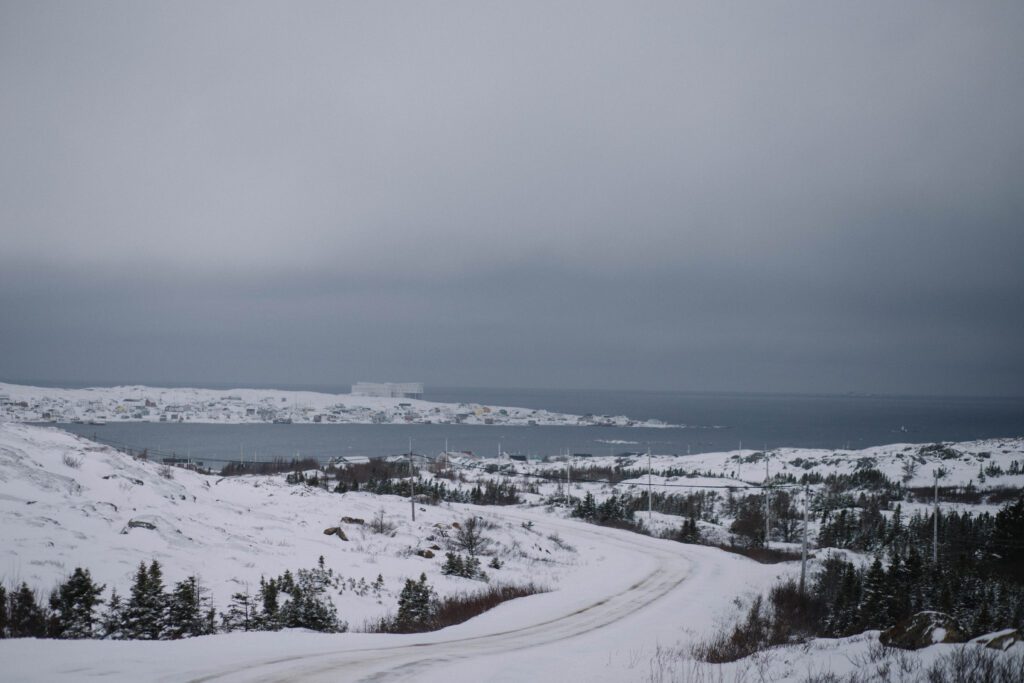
(182, 510), (739, 683)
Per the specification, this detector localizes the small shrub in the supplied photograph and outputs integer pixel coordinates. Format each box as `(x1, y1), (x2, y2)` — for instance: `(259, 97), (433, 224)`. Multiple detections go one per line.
(368, 582), (546, 634)
(709, 542), (801, 564)
(451, 516), (492, 556)
(431, 583), (544, 631)
(925, 646), (1024, 683)
(62, 453), (83, 469)
(158, 464), (174, 480)
(547, 532), (575, 552)
(442, 553), (487, 580)
(369, 509), (397, 536)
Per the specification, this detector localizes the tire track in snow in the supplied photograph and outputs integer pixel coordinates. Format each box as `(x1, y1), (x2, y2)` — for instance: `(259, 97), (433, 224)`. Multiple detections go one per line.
(184, 513), (692, 683)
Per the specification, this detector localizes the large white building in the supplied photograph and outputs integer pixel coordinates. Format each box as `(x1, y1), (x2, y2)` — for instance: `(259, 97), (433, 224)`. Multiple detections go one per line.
(351, 382), (424, 399)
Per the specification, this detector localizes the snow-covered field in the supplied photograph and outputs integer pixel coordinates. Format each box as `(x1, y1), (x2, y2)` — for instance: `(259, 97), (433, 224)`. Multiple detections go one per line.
(0, 382), (674, 428)
(1, 423), (1021, 681)
(511, 437), (1024, 491)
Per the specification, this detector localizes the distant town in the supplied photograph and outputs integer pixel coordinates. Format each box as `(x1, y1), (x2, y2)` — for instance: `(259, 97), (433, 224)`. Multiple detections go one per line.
(0, 382), (673, 428)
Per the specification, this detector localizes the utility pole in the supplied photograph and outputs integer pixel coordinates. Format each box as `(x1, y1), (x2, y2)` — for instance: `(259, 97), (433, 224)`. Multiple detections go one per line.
(764, 448), (770, 549)
(566, 452), (571, 499)
(933, 470), (939, 565)
(409, 437), (415, 522)
(800, 484), (809, 594)
(648, 448), (653, 521)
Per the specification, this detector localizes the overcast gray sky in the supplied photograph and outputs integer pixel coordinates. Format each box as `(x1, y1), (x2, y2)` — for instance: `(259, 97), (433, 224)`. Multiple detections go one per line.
(1, 1), (1022, 395)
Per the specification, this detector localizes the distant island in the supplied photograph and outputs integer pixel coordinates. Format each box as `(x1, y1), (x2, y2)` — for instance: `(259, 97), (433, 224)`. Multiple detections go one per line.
(0, 382), (675, 428)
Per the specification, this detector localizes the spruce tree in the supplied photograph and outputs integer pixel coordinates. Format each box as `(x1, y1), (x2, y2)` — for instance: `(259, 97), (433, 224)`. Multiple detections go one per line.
(48, 568), (105, 639)
(859, 557), (890, 630)
(395, 573), (433, 633)
(441, 553), (464, 576)
(257, 577), (281, 631)
(904, 546), (924, 613)
(0, 585), (7, 638)
(7, 583), (47, 638)
(221, 589), (255, 632)
(101, 589), (125, 639)
(885, 553), (910, 626)
(123, 560), (167, 639)
(167, 576), (215, 639)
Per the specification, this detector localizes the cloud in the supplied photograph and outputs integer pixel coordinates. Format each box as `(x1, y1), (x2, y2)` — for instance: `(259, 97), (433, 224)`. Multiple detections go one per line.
(1, 2), (1022, 394)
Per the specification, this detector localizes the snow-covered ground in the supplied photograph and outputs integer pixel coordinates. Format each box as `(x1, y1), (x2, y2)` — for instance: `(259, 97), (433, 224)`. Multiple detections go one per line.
(508, 438), (1024, 490)
(1, 423), (1021, 681)
(0, 382), (675, 428)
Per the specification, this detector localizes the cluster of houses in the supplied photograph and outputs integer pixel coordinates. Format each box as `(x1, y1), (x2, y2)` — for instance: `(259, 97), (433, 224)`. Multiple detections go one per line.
(0, 384), (670, 429)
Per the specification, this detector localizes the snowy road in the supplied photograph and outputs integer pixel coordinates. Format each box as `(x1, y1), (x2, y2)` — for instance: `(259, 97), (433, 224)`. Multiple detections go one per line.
(5, 510), (771, 683)
(189, 516), (688, 682)
(178, 511), (756, 683)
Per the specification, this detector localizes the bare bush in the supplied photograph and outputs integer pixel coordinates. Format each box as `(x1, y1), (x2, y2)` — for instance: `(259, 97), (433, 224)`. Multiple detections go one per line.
(547, 532), (575, 552)
(451, 516), (492, 556)
(692, 582), (825, 664)
(924, 646), (1024, 683)
(158, 464), (175, 480)
(62, 453), (82, 469)
(797, 643), (1024, 683)
(369, 508), (397, 536)
(366, 582), (546, 634)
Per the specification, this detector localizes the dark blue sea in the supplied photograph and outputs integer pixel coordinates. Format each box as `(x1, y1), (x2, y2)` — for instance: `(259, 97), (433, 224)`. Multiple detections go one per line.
(51, 386), (1024, 466)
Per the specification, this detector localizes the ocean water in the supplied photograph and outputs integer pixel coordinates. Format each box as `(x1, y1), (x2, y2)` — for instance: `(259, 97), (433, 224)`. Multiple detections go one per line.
(55, 387), (1024, 466)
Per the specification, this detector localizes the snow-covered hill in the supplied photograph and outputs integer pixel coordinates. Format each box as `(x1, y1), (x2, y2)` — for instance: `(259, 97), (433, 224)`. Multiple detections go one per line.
(513, 437), (1024, 491)
(3, 423), (1022, 682)
(0, 423), (579, 623)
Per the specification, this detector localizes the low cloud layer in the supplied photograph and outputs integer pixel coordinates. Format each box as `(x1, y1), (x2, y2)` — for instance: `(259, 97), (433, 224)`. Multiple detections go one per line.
(2, 2), (1022, 394)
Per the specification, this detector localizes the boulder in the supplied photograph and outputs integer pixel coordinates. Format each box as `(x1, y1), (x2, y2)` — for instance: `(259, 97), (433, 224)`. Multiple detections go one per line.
(341, 516), (365, 525)
(972, 629), (1022, 651)
(880, 611), (966, 650)
(323, 527), (349, 541)
(415, 549), (435, 559)
(121, 519), (157, 534)
(127, 519), (156, 530)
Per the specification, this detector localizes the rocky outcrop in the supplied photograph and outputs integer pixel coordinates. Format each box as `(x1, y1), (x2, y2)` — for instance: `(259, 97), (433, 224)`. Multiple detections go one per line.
(972, 629), (1022, 651)
(880, 611), (966, 650)
(323, 527), (348, 541)
(415, 549), (435, 559)
(341, 516), (365, 525)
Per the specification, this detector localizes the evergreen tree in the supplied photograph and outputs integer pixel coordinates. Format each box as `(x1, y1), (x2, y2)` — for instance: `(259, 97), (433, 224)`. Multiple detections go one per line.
(572, 492), (597, 520)
(464, 555), (483, 580)
(277, 559), (342, 632)
(0, 585), (7, 638)
(885, 552), (911, 626)
(859, 557), (890, 630)
(123, 560), (167, 639)
(167, 576), (216, 639)
(48, 568), (105, 639)
(221, 589), (255, 632)
(395, 573), (433, 633)
(101, 589), (125, 640)
(994, 495), (1024, 575)
(257, 577), (281, 631)
(441, 553), (464, 577)
(7, 583), (47, 638)
(675, 518), (701, 543)
(904, 546), (925, 613)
